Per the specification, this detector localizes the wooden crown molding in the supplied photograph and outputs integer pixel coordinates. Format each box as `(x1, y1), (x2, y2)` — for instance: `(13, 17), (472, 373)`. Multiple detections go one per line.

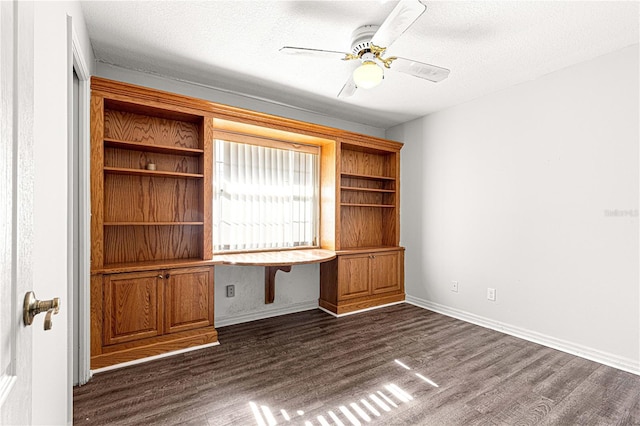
(90, 77), (403, 150)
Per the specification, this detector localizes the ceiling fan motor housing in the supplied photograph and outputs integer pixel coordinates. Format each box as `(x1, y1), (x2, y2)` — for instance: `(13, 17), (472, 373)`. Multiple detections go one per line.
(350, 25), (380, 56)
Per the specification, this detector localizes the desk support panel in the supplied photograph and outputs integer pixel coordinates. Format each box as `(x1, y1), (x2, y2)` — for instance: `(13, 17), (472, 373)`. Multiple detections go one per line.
(265, 265), (292, 303)
(211, 249), (335, 304)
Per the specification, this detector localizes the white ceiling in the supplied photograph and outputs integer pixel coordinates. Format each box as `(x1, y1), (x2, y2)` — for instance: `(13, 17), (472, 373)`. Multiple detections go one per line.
(81, 1), (639, 129)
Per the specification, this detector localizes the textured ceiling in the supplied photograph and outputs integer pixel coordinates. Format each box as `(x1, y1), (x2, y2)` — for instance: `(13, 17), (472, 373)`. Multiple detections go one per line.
(81, 1), (639, 129)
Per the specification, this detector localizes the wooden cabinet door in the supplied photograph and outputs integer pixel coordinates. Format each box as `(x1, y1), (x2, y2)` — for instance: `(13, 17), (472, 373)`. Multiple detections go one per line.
(103, 271), (164, 345)
(337, 254), (370, 300)
(164, 266), (214, 334)
(370, 251), (401, 295)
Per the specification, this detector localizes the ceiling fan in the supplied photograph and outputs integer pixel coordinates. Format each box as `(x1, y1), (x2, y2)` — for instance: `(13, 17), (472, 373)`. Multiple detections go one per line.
(280, 0), (450, 98)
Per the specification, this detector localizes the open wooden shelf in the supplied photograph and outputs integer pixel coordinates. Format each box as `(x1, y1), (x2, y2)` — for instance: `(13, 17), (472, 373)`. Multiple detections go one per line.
(340, 172), (395, 181)
(104, 138), (204, 156)
(96, 258), (218, 275)
(103, 166), (204, 179)
(335, 246), (402, 255)
(340, 203), (396, 208)
(340, 186), (395, 193)
(104, 222), (204, 226)
(336, 142), (400, 254)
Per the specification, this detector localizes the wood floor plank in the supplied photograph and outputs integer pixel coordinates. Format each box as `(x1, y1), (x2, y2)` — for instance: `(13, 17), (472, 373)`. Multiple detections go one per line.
(533, 356), (602, 402)
(539, 365), (640, 426)
(74, 304), (640, 425)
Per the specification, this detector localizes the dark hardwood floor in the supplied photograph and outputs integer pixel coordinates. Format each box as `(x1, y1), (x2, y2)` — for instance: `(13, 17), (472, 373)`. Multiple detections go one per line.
(74, 304), (640, 425)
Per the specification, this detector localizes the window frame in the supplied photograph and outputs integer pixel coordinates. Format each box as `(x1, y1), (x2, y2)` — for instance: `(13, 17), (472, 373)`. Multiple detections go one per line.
(212, 129), (322, 254)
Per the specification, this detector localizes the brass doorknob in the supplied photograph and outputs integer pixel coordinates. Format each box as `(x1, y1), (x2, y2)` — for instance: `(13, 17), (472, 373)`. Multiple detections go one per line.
(23, 291), (60, 330)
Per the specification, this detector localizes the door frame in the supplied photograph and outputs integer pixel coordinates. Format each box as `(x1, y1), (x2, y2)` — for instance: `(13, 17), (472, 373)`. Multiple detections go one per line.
(68, 14), (91, 390)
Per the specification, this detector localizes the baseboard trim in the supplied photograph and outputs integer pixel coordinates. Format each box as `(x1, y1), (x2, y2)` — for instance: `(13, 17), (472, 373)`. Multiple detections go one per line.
(405, 296), (640, 376)
(91, 342), (220, 374)
(214, 301), (319, 328)
(318, 301), (405, 318)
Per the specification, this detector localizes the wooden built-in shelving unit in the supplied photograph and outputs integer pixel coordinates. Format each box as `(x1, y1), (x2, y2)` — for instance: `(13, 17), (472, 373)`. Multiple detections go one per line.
(319, 138), (404, 315)
(90, 82), (216, 369)
(90, 77), (405, 368)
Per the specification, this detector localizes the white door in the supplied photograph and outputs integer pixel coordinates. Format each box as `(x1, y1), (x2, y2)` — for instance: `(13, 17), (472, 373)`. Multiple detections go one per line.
(0, 1), (35, 423)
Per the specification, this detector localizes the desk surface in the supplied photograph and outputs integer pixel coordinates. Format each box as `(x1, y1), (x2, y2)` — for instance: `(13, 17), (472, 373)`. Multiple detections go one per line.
(212, 249), (336, 266)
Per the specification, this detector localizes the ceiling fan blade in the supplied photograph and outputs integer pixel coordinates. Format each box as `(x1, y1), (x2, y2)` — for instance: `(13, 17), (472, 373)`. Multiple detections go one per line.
(337, 75), (357, 98)
(370, 0), (426, 49)
(392, 57), (450, 82)
(280, 46), (351, 60)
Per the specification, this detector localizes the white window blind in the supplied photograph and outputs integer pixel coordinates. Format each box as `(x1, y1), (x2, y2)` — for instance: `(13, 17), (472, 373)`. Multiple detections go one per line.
(213, 138), (319, 252)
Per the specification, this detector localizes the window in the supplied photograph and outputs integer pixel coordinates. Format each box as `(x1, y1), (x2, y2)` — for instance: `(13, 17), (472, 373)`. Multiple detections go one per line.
(213, 136), (319, 252)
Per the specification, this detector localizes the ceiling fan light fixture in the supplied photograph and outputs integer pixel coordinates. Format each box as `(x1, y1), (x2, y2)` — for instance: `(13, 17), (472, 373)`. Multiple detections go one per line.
(353, 61), (383, 89)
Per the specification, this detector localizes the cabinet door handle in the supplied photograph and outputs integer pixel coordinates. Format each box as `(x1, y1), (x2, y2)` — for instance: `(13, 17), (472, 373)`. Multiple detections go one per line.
(157, 275), (164, 279)
(165, 273), (170, 279)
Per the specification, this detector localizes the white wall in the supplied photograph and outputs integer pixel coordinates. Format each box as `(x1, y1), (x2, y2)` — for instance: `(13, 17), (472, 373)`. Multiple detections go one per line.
(215, 265), (319, 327)
(94, 65), (384, 326)
(387, 45), (639, 373)
(33, 1), (94, 424)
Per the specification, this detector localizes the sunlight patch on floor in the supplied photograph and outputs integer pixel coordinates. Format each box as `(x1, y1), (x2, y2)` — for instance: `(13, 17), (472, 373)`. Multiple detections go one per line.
(249, 402), (266, 426)
(350, 402), (371, 422)
(394, 359), (411, 370)
(416, 373), (439, 387)
(249, 383), (410, 426)
(328, 410), (345, 426)
(339, 405), (361, 426)
(261, 404), (278, 426)
(248, 359), (442, 425)
(360, 398), (380, 417)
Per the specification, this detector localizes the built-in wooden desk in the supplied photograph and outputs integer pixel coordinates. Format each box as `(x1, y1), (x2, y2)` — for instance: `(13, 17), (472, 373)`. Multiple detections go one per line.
(212, 249), (336, 304)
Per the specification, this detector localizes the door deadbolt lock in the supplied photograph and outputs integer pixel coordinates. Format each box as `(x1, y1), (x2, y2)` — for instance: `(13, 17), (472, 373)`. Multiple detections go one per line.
(23, 291), (60, 330)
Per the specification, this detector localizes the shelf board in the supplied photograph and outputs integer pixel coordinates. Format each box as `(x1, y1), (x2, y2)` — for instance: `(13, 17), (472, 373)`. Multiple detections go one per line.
(340, 186), (395, 193)
(104, 222), (204, 226)
(104, 167), (204, 179)
(95, 258), (221, 274)
(340, 203), (396, 208)
(336, 246), (405, 255)
(341, 172), (396, 181)
(104, 138), (203, 156)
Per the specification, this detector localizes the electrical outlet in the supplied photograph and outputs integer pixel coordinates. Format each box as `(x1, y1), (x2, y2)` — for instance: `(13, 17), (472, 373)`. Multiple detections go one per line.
(487, 288), (496, 301)
(451, 281), (458, 292)
(226, 285), (235, 298)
